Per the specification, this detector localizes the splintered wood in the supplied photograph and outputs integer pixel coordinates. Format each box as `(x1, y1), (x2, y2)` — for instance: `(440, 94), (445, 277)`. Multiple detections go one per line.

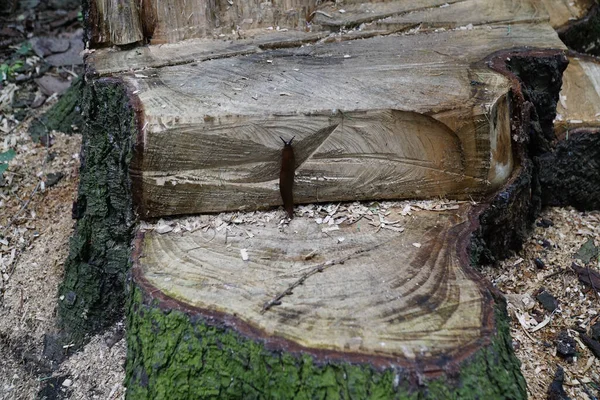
(136, 201), (491, 359)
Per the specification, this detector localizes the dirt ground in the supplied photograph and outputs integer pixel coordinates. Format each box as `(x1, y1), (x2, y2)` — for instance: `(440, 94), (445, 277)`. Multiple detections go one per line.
(0, 124), (126, 399)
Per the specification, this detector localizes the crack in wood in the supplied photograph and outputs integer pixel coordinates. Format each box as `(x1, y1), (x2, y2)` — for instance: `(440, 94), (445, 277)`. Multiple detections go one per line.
(260, 241), (388, 314)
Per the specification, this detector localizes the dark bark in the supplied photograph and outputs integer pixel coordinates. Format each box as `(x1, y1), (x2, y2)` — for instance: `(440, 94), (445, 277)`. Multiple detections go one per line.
(559, 5), (600, 57)
(472, 52), (568, 264)
(538, 130), (600, 210)
(57, 78), (137, 345)
(29, 77), (84, 142)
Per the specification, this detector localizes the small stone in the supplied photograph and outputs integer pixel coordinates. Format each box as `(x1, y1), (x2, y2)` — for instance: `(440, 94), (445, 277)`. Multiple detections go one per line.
(574, 238), (599, 264)
(556, 330), (576, 359)
(533, 258), (546, 269)
(547, 366), (570, 400)
(45, 172), (64, 187)
(62, 378), (72, 387)
(31, 91), (46, 109)
(536, 289), (558, 312)
(537, 218), (554, 228)
(64, 291), (76, 306)
(591, 321), (600, 341)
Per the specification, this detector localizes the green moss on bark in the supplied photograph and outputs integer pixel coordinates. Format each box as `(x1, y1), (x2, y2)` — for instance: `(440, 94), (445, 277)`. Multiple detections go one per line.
(29, 77), (84, 142)
(125, 284), (525, 399)
(58, 78), (136, 345)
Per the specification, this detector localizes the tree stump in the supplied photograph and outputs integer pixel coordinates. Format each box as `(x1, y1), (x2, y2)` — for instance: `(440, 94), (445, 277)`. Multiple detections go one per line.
(58, 0), (599, 397)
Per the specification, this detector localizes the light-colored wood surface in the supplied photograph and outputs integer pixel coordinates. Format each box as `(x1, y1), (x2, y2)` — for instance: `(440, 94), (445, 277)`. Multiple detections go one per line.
(87, 0), (595, 46)
(88, 0), (576, 74)
(123, 24), (566, 217)
(537, 0), (595, 29)
(555, 57), (600, 135)
(89, 0), (315, 46)
(87, 31), (328, 76)
(313, 0), (548, 29)
(313, 0), (594, 30)
(138, 204), (492, 358)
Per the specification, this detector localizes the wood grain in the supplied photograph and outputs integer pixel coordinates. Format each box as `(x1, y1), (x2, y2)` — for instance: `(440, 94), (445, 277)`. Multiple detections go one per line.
(555, 56), (600, 135)
(538, 0), (595, 29)
(137, 204), (493, 358)
(121, 24), (565, 217)
(313, 0), (548, 28)
(88, 0), (314, 46)
(86, 0), (588, 48)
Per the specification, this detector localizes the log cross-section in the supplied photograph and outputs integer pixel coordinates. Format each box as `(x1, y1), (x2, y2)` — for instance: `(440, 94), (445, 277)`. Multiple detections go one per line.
(136, 204), (493, 364)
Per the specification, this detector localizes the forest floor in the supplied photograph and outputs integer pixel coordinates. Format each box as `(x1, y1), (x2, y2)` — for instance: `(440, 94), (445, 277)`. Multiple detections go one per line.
(1, 2), (599, 400)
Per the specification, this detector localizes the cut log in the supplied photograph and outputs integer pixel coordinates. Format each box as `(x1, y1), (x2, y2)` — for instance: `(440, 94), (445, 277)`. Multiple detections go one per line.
(86, 24), (566, 219)
(84, 0), (595, 46)
(138, 204), (487, 356)
(117, 22), (567, 398)
(554, 56), (600, 134)
(85, 0), (315, 46)
(312, 0), (550, 29)
(127, 203), (528, 398)
(63, 0), (588, 395)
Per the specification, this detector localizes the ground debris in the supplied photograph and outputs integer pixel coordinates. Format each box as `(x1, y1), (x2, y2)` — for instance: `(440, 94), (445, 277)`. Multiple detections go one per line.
(547, 366), (571, 400)
(482, 207), (600, 400)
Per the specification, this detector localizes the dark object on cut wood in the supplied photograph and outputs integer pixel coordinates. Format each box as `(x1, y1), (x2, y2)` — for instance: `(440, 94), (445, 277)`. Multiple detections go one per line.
(547, 366), (571, 400)
(279, 136), (295, 219)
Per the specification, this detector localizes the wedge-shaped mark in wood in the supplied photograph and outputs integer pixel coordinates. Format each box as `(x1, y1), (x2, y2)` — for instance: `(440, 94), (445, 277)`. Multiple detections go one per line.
(136, 204), (493, 361)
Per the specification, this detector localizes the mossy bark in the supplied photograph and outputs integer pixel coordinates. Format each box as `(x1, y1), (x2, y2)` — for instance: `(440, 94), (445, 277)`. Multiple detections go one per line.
(28, 77), (84, 142)
(125, 283), (526, 400)
(57, 77), (137, 345)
